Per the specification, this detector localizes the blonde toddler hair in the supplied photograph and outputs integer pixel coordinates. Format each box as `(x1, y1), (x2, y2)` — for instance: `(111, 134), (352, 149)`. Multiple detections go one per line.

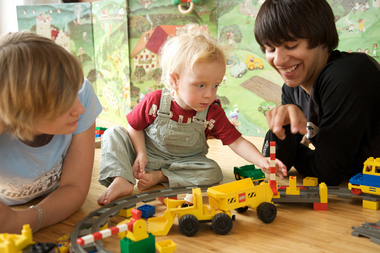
(159, 24), (227, 91)
(0, 31), (84, 141)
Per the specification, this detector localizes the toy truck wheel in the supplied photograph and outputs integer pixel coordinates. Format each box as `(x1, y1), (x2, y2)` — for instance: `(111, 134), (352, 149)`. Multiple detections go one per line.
(351, 188), (362, 195)
(212, 213), (233, 235)
(179, 214), (200, 237)
(235, 173), (240, 180)
(256, 202), (277, 224)
(235, 206), (248, 213)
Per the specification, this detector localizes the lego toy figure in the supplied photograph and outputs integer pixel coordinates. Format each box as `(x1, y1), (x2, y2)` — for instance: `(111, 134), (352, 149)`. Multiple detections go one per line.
(181, 193), (194, 207)
(254, 0), (380, 185)
(97, 24), (286, 205)
(0, 31), (102, 233)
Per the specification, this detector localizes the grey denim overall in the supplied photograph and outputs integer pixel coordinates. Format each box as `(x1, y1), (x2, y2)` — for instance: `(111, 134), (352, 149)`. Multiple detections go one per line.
(98, 88), (223, 188)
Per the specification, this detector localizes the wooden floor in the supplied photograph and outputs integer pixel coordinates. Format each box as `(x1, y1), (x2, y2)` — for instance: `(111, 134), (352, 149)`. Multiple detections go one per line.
(15, 121), (380, 252)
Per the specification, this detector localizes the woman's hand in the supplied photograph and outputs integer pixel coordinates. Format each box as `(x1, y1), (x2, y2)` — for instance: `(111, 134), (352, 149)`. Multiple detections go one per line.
(266, 104), (307, 140)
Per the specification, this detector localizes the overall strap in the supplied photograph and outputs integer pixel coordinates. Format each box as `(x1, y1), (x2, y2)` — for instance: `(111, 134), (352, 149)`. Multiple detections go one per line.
(192, 106), (209, 125)
(157, 87), (173, 118)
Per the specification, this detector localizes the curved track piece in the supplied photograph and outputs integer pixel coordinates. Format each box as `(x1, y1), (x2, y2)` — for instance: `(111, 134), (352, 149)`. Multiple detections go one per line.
(69, 185), (212, 253)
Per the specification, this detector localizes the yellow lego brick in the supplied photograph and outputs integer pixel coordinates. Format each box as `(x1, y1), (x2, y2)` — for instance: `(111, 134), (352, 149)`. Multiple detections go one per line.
(156, 239), (177, 253)
(0, 224), (34, 253)
(362, 200), (380, 210)
(319, 183), (328, 203)
(119, 207), (135, 218)
(286, 176), (300, 195)
(303, 177), (318, 186)
(127, 219), (149, 242)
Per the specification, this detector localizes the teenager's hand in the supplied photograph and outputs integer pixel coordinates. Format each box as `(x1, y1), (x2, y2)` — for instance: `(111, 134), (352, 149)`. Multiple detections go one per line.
(266, 104), (307, 140)
(259, 157), (287, 179)
(132, 152), (148, 179)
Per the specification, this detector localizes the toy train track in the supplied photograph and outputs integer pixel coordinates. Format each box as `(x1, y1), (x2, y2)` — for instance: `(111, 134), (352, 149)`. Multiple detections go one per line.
(69, 185), (211, 253)
(68, 182), (380, 253)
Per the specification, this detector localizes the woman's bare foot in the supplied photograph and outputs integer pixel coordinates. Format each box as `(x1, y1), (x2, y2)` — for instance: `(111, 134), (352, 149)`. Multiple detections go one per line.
(97, 177), (134, 205)
(137, 171), (168, 191)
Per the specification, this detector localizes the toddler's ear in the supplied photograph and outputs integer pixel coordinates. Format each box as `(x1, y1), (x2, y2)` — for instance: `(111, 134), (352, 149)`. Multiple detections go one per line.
(169, 72), (179, 90)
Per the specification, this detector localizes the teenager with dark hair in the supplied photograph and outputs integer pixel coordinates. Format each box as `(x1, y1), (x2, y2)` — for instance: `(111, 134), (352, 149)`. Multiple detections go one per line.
(254, 0), (380, 186)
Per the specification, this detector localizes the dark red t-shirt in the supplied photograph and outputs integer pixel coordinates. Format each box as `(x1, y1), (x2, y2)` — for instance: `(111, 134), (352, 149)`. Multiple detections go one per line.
(127, 90), (241, 145)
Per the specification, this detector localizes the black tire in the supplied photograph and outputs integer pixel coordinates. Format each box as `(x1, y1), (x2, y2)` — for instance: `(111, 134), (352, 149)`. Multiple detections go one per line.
(257, 202), (277, 224)
(212, 213), (233, 235)
(235, 173), (240, 180)
(179, 214), (200, 237)
(235, 206), (248, 213)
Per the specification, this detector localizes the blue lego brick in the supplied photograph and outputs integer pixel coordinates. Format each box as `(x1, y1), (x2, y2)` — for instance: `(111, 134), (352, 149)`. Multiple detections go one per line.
(362, 174), (380, 188)
(350, 173), (380, 188)
(137, 204), (155, 218)
(349, 173), (363, 185)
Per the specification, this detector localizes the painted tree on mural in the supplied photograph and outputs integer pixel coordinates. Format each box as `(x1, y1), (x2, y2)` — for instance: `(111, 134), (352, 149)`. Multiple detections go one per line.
(134, 66), (146, 83)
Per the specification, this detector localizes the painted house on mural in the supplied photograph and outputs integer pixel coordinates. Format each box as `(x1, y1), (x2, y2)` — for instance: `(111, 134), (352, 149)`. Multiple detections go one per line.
(139, 0), (153, 8)
(36, 11), (70, 51)
(130, 25), (184, 73)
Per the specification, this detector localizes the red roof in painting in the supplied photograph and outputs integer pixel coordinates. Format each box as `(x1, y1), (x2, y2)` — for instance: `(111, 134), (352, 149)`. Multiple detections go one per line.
(130, 25), (183, 58)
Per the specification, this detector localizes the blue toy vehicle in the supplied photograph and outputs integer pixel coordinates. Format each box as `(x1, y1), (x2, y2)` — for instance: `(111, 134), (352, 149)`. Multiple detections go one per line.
(348, 157), (380, 195)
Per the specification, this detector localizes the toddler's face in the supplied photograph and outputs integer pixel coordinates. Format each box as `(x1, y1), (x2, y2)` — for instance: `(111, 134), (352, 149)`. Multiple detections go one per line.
(171, 59), (226, 111)
(34, 96), (85, 136)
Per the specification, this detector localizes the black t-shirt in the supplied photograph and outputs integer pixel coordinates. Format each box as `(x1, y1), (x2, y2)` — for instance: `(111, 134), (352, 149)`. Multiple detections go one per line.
(264, 50), (380, 185)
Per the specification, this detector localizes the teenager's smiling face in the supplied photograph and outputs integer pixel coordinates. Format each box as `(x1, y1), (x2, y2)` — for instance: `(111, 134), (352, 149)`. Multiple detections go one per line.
(264, 39), (329, 94)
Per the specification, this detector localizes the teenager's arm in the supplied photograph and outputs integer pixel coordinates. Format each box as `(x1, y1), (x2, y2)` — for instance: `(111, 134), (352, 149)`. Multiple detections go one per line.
(1, 123), (96, 233)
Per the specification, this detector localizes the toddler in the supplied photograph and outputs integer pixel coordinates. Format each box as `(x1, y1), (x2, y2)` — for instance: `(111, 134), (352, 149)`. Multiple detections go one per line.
(97, 24), (286, 205)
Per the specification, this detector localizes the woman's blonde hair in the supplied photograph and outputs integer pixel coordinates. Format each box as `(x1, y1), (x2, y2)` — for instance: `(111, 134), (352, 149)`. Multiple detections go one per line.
(159, 24), (227, 89)
(0, 31), (84, 141)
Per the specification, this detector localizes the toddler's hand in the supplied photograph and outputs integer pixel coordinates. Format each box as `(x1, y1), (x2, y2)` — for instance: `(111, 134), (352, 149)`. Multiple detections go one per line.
(259, 157), (287, 179)
(132, 152), (148, 179)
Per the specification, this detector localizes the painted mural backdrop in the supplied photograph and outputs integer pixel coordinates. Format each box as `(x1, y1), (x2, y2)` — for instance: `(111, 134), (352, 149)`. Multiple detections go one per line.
(17, 2), (95, 79)
(126, 0), (218, 111)
(91, 0), (130, 126)
(17, 0), (380, 136)
(16, 0), (130, 127)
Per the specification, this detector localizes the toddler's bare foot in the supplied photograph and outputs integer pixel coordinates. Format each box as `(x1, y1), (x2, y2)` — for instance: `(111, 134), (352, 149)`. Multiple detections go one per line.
(137, 171), (168, 191)
(97, 177), (134, 205)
